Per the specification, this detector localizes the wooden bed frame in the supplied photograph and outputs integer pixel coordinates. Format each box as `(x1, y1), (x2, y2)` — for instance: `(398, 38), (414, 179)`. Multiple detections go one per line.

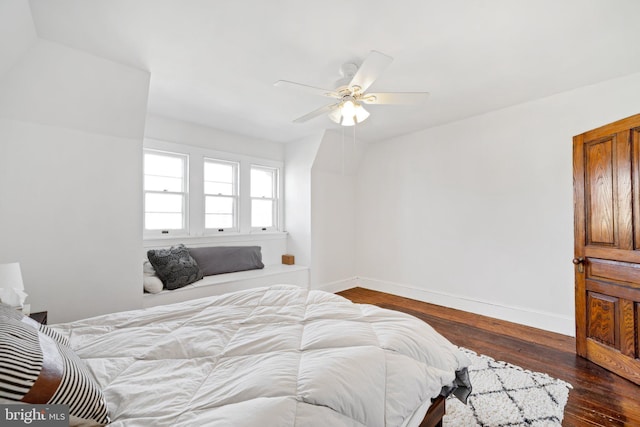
(420, 396), (445, 427)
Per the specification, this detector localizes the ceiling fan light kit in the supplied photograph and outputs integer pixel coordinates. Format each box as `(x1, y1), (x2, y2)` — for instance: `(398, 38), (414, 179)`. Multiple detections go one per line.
(328, 96), (371, 126)
(275, 50), (429, 127)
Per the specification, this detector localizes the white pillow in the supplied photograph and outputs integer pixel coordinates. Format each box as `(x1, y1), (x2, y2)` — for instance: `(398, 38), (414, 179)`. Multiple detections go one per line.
(143, 275), (163, 293)
(143, 261), (163, 293)
(143, 260), (156, 275)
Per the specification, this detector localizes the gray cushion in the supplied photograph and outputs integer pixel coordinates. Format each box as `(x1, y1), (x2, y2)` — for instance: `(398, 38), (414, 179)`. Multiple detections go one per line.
(188, 246), (264, 276)
(147, 244), (204, 290)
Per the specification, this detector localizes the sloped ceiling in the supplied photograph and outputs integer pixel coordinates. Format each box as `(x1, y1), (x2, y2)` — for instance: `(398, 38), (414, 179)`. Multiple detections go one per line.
(0, 0), (37, 80)
(27, 0), (640, 143)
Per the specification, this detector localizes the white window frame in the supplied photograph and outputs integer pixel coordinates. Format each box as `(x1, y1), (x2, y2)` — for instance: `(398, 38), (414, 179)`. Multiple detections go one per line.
(250, 164), (279, 232)
(204, 158), (239, 233)
(143, 149), (189, 237)
(143, 138), (283, 240)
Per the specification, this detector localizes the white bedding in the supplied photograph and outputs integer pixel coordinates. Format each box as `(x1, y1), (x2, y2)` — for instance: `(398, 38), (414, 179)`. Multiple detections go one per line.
(51, 285), (470, 426)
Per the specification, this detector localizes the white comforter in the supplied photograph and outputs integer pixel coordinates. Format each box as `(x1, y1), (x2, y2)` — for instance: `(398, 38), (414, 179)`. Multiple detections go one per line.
(52, 285), (469, 427)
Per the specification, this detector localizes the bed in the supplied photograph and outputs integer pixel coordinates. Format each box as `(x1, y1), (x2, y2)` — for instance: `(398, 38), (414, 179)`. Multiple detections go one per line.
(1, 285), (471, 426)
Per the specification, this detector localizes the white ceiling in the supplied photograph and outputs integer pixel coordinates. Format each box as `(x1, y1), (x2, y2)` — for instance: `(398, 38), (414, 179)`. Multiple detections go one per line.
(27, 0), (640, 143)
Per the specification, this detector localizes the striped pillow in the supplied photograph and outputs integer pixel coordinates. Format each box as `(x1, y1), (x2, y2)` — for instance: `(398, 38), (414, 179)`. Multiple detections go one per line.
(0, 312), (110, 426)
(0, 302), (69, 347)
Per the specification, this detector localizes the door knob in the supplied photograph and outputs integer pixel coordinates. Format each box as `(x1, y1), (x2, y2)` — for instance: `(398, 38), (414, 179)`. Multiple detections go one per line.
(573, 257), (585, 273)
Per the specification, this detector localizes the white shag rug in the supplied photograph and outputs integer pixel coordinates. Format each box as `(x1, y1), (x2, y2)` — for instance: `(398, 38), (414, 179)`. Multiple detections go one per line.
(444, 348), (572, 427)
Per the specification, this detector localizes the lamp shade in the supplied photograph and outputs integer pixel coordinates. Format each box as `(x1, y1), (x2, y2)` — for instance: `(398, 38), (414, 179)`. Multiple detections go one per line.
(354, 104), (370, 123)
(0, 262), (27, 307)
(328, 99), (371, 127)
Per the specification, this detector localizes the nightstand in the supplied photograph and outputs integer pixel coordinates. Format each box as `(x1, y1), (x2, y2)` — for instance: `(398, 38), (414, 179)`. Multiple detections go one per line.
(29, 311), (48, 325)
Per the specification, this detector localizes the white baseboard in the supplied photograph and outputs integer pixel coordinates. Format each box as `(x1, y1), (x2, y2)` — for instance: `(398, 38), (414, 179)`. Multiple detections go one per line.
(356, 277), (575, 337)
(315, 277), (359, 294)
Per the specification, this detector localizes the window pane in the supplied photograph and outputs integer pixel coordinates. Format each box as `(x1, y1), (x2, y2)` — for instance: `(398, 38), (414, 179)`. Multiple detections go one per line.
(204, 160), (237, 230)
(144, 153), (184, 178)
(204, 160), (236, 197)
(145, 193), (183, 213)
(145, 175), (183, 192)
(204, 161), (234, 183)
(252, 199), (273, 227)
(205, 196), (233, 214)
(204, 182), (233, 195)
(251, 168), (274, 198)
(145, 213), (183, 230)
(205, 214), (233, 229)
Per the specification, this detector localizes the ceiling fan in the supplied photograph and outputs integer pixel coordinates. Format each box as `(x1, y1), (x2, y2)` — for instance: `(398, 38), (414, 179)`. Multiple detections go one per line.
(275, 50), (429, 126)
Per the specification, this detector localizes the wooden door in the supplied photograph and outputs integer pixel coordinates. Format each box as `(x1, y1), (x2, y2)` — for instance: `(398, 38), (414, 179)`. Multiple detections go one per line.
(573, 113), (640, 385)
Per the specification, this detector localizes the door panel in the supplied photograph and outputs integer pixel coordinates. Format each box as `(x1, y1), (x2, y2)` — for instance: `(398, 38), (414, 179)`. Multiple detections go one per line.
(620, 299), (635, 357)
(588, 258), (640, 290)
(574, 113), (640, 385)
(636, 303), (640, 355)
(586, 292), (617, 347)
(633, 128), (640, 249)
(585, 137), (616, 246)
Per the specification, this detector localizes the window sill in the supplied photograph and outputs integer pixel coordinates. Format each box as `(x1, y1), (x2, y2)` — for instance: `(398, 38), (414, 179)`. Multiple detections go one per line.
(143, 231), (288, 247)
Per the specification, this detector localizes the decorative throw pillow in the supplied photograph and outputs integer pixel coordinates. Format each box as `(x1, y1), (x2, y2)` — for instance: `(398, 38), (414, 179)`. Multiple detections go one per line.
(188, 246), (265, 276)
(147, 244), (204, 290)
(0, 314), (110, 426)
(0, 302), (69, 347)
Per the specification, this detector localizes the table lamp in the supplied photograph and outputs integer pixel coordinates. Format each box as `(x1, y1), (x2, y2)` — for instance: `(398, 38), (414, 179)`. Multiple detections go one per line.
(0, 262), (28, 308)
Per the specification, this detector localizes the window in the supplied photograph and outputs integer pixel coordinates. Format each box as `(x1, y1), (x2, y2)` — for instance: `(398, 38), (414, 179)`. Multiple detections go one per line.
(251, 165), (278, 230)
(143, 138), (283, 238)
(144, 150), (187, 234)
(204, 159), (238, 231)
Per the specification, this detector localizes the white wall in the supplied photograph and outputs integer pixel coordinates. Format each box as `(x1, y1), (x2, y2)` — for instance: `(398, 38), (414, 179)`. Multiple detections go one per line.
(0, 40), (149, 139)
(311, 130), (364, 290)
(0, 35), (150, 322)
(0, 0), (37, 79)
(0, 120), (144, 322)
(145, 114), (284, 161)
(356, 72), (640, 336)
(284, 133), (323, 269)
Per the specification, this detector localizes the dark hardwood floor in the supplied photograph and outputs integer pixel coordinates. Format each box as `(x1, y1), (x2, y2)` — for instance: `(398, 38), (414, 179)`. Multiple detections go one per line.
(338, 287), (640, 427)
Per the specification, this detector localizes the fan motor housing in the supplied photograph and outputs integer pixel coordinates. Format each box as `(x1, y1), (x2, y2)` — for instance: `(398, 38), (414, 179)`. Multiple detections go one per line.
(335, 62), (359, 88)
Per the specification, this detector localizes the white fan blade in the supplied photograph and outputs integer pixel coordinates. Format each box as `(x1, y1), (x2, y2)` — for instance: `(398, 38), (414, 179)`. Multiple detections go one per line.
(360, 92), (430, 105)
(349, 50), (393, 93)
(293, 103), (340, 123)
(274, 80), (340, 98)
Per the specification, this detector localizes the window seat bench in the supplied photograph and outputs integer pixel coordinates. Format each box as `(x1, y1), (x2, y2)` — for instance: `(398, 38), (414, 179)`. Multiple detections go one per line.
(142, 264), (309, 308)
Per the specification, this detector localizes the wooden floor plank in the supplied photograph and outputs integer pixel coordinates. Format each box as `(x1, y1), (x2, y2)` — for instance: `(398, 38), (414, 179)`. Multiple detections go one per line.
(337, 287), (640, 427)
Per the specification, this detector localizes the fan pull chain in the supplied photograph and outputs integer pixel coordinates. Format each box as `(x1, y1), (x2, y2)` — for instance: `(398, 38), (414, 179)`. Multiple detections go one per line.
(353, 124), (356, 152)
(342, 127), (345, 176)
(353, 125), (357, 174)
